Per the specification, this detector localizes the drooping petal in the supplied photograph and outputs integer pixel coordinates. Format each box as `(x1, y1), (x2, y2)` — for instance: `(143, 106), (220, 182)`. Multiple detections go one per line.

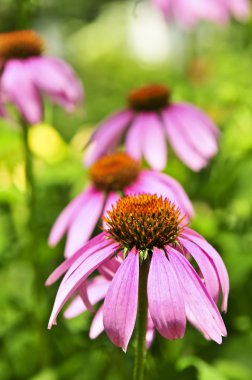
(48, 239), (119, 328)
(46, 232), (112, 285)
(169, 103), (218, 159)
(103, 249), (139, 351)
(168, 247), (226, 343)
(125, 114), (145, 161)
(1, 60), (42, 124)
(148, 248), (186, 339)
(182, 228), (229, 312)
(26, 57), (83, 111)
(98, 255), (122, 280)
(84, 110), (133, 166)
(64, 275), (110, 319)
(162, 107), (208, 171)
(48, 187), (94, 247)
(89, 306), (104, 339)
(64, 188), (105, 257)
(78, 282), (94, 312)
(141, 112), (167, 170)
(179, 237), (220, 303)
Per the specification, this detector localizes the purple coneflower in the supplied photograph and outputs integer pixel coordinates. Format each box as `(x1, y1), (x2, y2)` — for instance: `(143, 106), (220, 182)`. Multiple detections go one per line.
(151, 0), (250, 28)
(0, 30), (83, 124)
(84, 84), (219, 171)
(47, 194), (229, 353)
(49, 152), (194, 258)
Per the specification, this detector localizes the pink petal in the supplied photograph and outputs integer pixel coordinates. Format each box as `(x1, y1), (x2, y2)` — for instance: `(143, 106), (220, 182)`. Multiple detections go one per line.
(98, 255), (122, 280)
(148, 248), (186, 339)
(141, 112), (167, 170)
(78, 282), (94, 312)
(179, 237), (220, 303)
(84, 110), (133, 166)
(168, 247), (226, 343)
(162, 107), (208, 171)
(26, 57), (83, 110)
(1, 60), (42, 124)
(102, 192), (120, 229)
(125, 114), (145, 161)
(46, 232), (111, 285)
(64, 188), (105, 258)
(170, 103), (218, 159)
(64, 276), (110, 319)
(48, 239), (119, 328)
(48, 187), (94, 247)
(227, 0), (250, 20)
(103, 249), (139, 351)
(182, 228), (229, 312)
(89, 306), (104, 339)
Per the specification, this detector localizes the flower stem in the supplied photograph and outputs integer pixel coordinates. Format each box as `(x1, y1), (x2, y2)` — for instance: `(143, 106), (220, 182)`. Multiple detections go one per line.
(133, 258), (150, 380)
(21, 119), (35, 223)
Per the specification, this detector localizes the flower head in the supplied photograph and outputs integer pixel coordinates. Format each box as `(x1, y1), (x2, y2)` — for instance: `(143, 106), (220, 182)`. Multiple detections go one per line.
(48, 194), (229, 351)
(48, 152), (194, 258)
(151, 0), (250, 28)
(0, 30), (83, 124)
(84, 83), (219, 172)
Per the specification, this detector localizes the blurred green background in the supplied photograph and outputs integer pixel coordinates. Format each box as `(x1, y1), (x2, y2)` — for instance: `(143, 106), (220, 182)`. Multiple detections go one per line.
(1, 1), (252, 379)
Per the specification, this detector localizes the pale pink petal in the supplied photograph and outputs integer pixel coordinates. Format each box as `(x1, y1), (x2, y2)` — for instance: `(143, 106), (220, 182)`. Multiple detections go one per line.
(98, 255), (122, 280)
(84, 110), (133, 166)
(64, 188), (105, 258)
(48, 187), (94, 247)
(89, 306), (104, 339)
(64, 276), (110, 319)
(142, 112), (167, 170)
(125, 114), (145, 161)
(179, 237), (220, 303)
(227, 0), (250, 20)
(102, 192), (120, 229)
(170, 103), (218, 159)
(168, 247), (226, 343)
(182, 228), (229, 312)
(1, 60), (42, 124)
(146, 317), (155, 348)
(148, 248), (186, 339)
(162, 107), (208, 171)
(46, 232), (111, 285)
(78, 282), (94, 312)
(48, 239), (119, 328)
(103, 249), (139, 351)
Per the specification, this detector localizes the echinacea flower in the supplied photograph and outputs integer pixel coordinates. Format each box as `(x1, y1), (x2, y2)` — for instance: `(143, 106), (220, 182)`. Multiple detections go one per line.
(84, 84), (219, 171)
(48, 152), (194, 258)
(0, 30), (83, 125)
(47, 194), (229, 351)
(151, 0), (250, 28)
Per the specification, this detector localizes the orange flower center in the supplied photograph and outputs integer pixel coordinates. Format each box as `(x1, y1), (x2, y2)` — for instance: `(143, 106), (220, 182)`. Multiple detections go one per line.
(104, 194), (183, 250)
(0, 30), (44, 61)
(128, 84), (170, 112)
(90, 152), (140, 191)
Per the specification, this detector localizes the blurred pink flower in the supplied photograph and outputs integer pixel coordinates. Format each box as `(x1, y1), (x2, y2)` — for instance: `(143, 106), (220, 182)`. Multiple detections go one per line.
(47, 194), (229, 352)
(84, 84), (219, 172)
(0, 30), (83, 124)
(48, 152), (194, 258)
(151, 0), (250, 28)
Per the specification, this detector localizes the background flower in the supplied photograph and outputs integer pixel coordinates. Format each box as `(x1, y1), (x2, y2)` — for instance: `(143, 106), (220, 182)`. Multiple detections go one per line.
(0, 30), (83, 125)
(84, 84), (219, 171)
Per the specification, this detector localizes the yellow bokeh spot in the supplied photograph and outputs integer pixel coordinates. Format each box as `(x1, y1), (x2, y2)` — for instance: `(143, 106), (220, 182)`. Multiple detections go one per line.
(28, 123), (68, 163)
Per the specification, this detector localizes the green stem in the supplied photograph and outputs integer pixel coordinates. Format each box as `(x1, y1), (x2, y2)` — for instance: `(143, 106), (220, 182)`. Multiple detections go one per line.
(133, 258), (150, 380)
(21, 119), (35, 226)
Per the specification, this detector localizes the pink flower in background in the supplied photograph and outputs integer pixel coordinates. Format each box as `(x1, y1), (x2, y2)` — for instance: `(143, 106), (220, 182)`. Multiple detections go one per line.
(0, 30), (83, 124)
(151, 0), (250, 28)
(84, 84), (219, 172)
(47, 194), (229, 351)
(48, 152), (194, 258)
